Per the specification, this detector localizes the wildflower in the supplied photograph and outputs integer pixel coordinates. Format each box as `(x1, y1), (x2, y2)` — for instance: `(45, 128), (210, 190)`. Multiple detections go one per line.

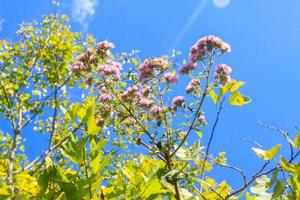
(190, 35), (231, 62)
(139, 57), (168, 80)
(185, 79), (200, 94)
(198, 115), (207, 126)
(179, 63), (198, 75)
(99, 93), (112, 102)
(173, 96), (185, 106)
(76, 53), (88, 62)
(96, 40), (115, 57)
(139, 98), (152, 108)
(164, 72), (178, 83)
(214, 64), (232, 85)
(150, 106), (163, 118)
(71, 61), (84, 75)
(83, 76), (93, 85)
(124, 118), (136, 126)
(97, 61), (122, 76)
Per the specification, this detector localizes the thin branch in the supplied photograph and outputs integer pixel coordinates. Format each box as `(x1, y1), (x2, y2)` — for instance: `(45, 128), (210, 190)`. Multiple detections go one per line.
(240, 138), (265, 149)
(0, 82), (16, 129)
(14, 122), (84, 173)
(48, 86), (58, 150)
(259, 121), (294, 161)
(117, 127), (167, 163)
(81, 132), (92, 199)
(280, 169), (295, 196)
(200, 180), (225, 200)
(7, 130), (20, 190)
(21, 76), (71, 129)
(198, 150), (247, 185)
(171, 53), (214, 158)
(200, 98), (225, 184)
(225, 161), (271, 199)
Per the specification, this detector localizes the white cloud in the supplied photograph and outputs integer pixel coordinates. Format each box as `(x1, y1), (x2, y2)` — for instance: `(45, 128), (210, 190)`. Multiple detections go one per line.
(213, 0), (230, 8)
(0, 18), (4, 32)
(72, 0), (98, 31)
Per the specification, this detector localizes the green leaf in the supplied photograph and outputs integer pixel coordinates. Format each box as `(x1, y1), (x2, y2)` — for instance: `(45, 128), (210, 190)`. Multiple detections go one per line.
(280, 157), (295, 173)
(229, 91), (251, 106)
(267, 169), (278, 188)
(230, 81), (245, 92)
(271, 181), (285, 199)
(208, 86), (219, 104)
(294, 133), (300, 149)
(265, 144), (281, 160)
(252, 144), (281, 160)
(195, 130), (202, 138)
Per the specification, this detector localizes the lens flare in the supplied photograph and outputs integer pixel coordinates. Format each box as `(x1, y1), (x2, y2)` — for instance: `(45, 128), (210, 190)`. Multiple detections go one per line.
(213, 0), (230, 8)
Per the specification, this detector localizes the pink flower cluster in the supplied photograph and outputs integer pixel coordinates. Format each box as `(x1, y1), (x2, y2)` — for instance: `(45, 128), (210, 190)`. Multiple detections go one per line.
(198, 115), (207, 126)
(179, 35), (231, 75)
(71, 40), (115, 76)
(150, 105), (163, 118)
(72, 48), (97, 75)
(99, 93), (112, 102)
(139, 57), (168, 80)
(97, 60), (122, 77)
(121, 84), (144, 101)
(214, 64), (232, 85)
(124, 118), (136, 126)
(186, 79), (200, 94)
(121, 84), (153, 107)
(190, 35), (231, 63)
(173, 96), (185, 106)
(164, 72), (178, 83)
(179, 63), (198, 75)
(96, 40), (115, 58)
(139, 98), (152, 108)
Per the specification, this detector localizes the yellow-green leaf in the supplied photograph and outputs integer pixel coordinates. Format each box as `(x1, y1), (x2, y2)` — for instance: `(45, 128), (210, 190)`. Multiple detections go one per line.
(252, 144), (281, 160)
(208, 86), (219, 104)
(294, 133), (300, 149)
(229, 91), (251, 106)
(230, 81), (245, 92)
(265, 144), (281, 160)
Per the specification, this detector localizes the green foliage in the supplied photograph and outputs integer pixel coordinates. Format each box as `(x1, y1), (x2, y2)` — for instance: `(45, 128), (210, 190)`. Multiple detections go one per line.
(0, 12), (298, 200)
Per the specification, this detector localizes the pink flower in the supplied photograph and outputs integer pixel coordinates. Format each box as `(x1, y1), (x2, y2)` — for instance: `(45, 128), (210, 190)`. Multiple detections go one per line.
(124, 118), (136, 125)
(99, 93), (112, 102)
(189, 35), (231, 62)
(214, 64), (232, 85)
(185, 85), (194, 94)
(139, 98), (152, 108)
(71, 61), (84, 75)
(97, 61), (122, 76)
(139, 58), (168, 80)
(121, 84), (145, 102)
(164, 72), (178, 83)
(198, 115), (207, 126)
(173, 96), (185, 106)
(76, 53), (88, 62)
(83, 76), (93, 85)
(97, 40), (115, 57)
(86, 47), (94, 55)
(97, 40), (115, 50)
(185, 79), (200, 94)
(150, 106), (163, 118)
(179, 63), (198, 75)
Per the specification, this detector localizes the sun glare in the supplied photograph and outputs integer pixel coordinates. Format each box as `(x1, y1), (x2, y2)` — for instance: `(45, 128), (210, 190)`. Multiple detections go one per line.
(213, 0), (230, 8)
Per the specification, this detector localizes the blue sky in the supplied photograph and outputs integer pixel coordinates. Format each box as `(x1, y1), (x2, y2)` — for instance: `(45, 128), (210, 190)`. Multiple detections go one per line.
(1, 0), (300, 189)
